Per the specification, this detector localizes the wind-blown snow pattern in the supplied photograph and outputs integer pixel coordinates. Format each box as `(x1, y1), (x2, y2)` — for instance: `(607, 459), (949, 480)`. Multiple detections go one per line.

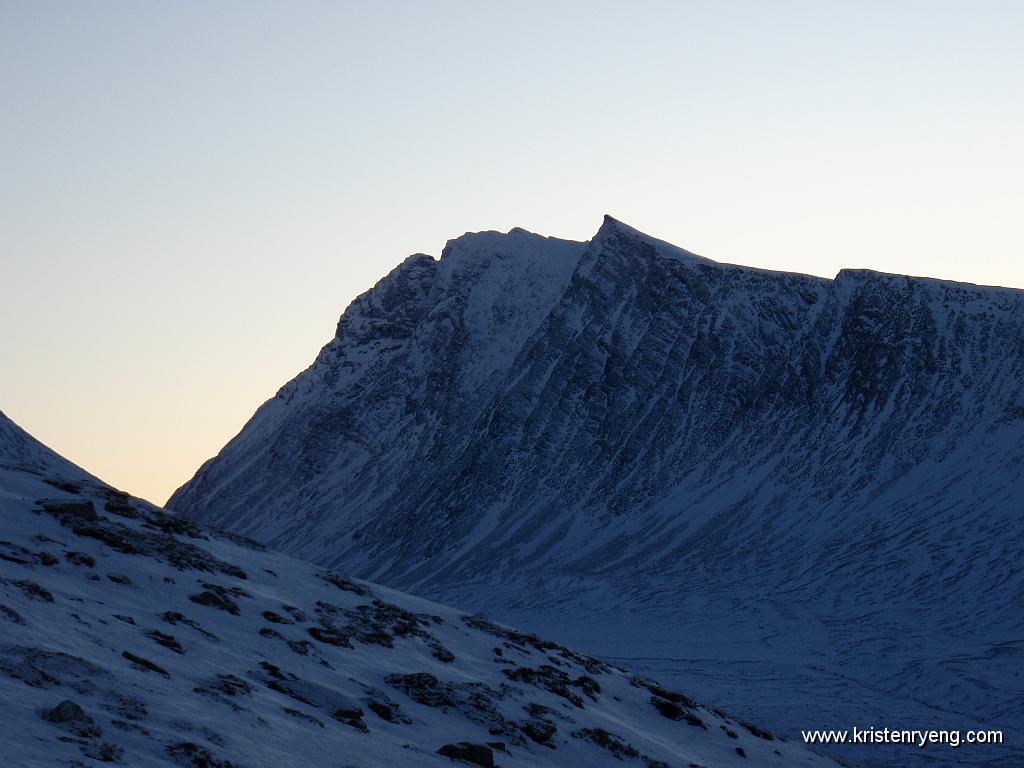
(170, 218), (1024, 767)
(0, 411), (839, 767)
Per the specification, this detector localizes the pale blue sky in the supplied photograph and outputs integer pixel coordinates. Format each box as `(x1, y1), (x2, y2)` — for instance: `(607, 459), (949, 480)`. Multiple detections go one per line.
(2, 1), (1022, 502)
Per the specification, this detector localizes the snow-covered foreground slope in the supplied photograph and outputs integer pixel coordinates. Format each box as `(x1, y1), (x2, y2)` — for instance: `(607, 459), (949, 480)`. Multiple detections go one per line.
(0, 412), (841, 768)
(170, 217), (1024, 768)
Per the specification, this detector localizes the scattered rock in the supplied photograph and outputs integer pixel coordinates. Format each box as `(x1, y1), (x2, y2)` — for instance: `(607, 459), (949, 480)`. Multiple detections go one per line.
(146, 515), (203, 538)
(740, 720), (774, 740)
(385, 672), (455, 708)
(35, 550), (59, 566)
(65, 551), (95, 567)
(431, 642), (456, 663)
(161, 611), (218, 640)
(465, 615), (610, 675)
(320, 571), (369, 596)
(651, 696), (706, 728)
(188, 590), (239, 615)
(521, 719), (556, 746)
(502, 664), (599, 707)
(42, 500), (97, 521)
(86, 741), (124, 762)
(261, 610), (293, 624)
(0, 540), (33, 565)
(111, 695), (147, 721)
(0, 603), (25, 624)
(307, 626), (352, 648)
(146, 630), (184, 654)
(525, 702), (551, 718)
(201, 581), (250, 599)
(43, 479), (81, 494)
(281, 604), (306, 622)
(632, 677), (699, 708)
(386, 672), (521, 743)
(257, 627), (311, 657)
(196, 673), (253, 697)
(366, 695), (412, 724)
(287, 639), (312, 656)
(259, 660), (293, 680)
(0, 646), (107, 690)
(573, 727), (640, 759)
(104, 496), (141, 519)
(44, 509), (246, 579)
(122, 650), (170, 677)
(330, 706), (368, 732)
(194, 674), (253, 711)
(211, 528), (267, 551)
(283, 707), (323, 727)
(165, 742), (239, 768)
(4, 578), (54, 602)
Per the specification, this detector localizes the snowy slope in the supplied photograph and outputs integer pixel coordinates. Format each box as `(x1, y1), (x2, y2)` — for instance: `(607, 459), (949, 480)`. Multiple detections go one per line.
(0, 413), (842, 768)
(169, 218), (1024, 767)
(0, 410), (96, 481)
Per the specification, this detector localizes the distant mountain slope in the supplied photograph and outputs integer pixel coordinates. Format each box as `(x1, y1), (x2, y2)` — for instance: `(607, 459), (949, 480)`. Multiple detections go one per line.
(169, 218), (1024, 767)
(0, 410), (94, 480)
(0, 412), (838, 768)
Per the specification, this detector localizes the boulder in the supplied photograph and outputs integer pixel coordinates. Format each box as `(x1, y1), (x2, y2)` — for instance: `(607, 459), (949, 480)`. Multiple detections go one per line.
(45, 699), (92, 724)
(437, 742), (494, 767)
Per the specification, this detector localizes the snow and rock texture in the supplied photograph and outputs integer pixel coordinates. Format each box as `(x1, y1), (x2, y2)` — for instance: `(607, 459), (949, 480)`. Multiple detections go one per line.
(0, 411), (95, 482)
(170, 218), (1024, 767)
(0, 413), (840, 768)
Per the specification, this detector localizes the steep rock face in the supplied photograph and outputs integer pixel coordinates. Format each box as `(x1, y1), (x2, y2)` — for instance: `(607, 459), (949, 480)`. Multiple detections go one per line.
(170, 217), (1024, 768)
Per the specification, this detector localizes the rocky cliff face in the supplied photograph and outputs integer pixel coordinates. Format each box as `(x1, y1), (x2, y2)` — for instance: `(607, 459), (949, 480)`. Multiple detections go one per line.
(170, 217), (1024, 767)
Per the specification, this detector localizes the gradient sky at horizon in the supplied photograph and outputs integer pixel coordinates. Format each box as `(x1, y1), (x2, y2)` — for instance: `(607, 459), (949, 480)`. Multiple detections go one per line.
(2, 1), (1022, 504)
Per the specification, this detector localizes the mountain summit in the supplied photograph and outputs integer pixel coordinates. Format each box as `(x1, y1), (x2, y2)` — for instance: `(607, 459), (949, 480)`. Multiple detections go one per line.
(170, 218), (1024, 767)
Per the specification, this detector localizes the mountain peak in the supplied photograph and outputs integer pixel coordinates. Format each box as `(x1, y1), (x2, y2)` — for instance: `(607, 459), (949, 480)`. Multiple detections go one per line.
(592, 214), (708, 264)
(594, 213), (637, 240)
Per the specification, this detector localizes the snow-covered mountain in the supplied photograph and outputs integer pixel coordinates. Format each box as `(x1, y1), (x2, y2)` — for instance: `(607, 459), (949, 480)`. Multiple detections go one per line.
(169, 218), (1024, 767)
(1, 410), (842, 767)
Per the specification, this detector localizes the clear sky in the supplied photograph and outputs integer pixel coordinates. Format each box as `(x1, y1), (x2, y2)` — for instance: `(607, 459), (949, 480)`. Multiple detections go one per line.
(2, 1), (1022, 504)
